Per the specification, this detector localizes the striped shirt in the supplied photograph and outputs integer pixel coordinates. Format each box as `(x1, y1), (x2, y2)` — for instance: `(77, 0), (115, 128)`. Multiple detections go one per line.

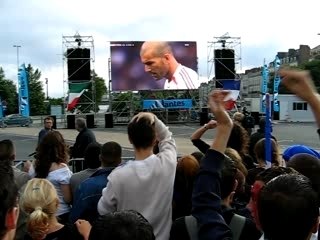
(164, 64), (199, 90)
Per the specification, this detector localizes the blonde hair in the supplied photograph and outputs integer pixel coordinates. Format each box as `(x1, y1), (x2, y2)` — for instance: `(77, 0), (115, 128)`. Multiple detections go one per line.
(225, 147), (248, 176)
(20, 179), (59, 240)
(233, 112), (244, 123)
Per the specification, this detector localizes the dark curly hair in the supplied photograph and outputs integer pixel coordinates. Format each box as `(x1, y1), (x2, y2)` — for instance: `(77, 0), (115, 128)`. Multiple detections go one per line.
(227, 122), (250, 157)
(89, 210), (155, 240)
(35, 131), (69, 178)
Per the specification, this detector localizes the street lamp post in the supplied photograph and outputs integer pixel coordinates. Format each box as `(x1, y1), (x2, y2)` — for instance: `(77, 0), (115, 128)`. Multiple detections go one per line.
(13, 45), (21, 71)
(45, 78), (49, 99)
(13, 45), (21, 114)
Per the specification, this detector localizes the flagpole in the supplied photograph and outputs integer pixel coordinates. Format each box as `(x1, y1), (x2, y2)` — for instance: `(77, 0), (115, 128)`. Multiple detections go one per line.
(13, 45), (21, 114)
(272, 56), (281, 121)
(265, 93), (272, 166)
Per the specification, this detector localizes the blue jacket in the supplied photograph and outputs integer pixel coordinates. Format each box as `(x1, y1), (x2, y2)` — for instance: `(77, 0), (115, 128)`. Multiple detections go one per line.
(69, 167), (115, 223)
(191, 149), (233, 240)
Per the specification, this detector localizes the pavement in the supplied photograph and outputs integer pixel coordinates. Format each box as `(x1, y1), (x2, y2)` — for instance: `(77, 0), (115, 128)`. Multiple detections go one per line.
(1, 121), (320, 160)
(0, 125), (201, 158)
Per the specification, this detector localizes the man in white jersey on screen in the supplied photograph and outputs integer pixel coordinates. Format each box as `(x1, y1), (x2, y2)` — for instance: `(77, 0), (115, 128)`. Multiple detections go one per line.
(140, 41), (199, 90)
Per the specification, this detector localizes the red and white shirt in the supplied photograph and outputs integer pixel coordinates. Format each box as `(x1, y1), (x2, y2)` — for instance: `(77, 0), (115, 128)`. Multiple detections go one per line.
(164, 64), (199, 90)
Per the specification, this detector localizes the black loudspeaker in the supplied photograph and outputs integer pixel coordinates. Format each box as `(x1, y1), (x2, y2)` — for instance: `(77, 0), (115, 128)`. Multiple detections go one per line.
(49, 115), (57, 129)
(86, 114), (94, 128)
(105, 113), (113, 128)
(199, 112), (209, 126)
(214, 49), (236, 80)
(67, 48), (91, 81)
(67, 115), (76, 129)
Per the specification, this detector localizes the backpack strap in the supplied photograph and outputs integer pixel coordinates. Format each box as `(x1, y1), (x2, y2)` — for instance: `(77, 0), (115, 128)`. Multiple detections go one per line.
(184, 215), (198, 240)
(229, 214), (246, 240)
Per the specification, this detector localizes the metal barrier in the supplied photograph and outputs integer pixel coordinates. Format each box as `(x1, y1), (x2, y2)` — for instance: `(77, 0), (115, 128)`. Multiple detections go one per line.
(13, 157), (137, 173)
(13, 155), (184, 173)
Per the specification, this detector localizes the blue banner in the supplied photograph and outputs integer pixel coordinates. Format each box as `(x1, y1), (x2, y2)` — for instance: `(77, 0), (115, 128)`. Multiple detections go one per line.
(18, 64), (30, 117)
(261, 63), (269, 113)
(273, 56), (281, 112)
(143, 99), (193, 110)
(222, 79), (241, 90)
(265, 93), (272, 167)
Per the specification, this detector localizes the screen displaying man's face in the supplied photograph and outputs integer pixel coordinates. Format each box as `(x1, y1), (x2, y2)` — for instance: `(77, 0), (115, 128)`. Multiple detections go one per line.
(110, 41), (198, 91)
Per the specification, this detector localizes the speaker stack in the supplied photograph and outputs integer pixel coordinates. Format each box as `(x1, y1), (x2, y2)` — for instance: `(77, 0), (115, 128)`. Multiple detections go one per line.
(199, 107), (209, 126)
(67, 115), (76, 129)
(214, 49), (236, 88)
(86, 114), (95, 128)
(105, 113), (113, 128)
(66, 47), (91, 126)
(67, 48), (91, 82)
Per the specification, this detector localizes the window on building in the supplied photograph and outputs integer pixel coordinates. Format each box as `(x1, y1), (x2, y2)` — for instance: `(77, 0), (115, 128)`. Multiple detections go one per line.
(293, 102), (308, 111)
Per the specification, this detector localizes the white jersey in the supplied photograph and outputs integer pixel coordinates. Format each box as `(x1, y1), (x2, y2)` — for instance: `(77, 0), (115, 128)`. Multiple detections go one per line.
(164, 64), (199, 90)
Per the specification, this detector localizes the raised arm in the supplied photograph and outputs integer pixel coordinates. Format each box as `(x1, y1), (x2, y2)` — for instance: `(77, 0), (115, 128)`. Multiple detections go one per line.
(279, 69), (320, 129)
(154, 115), (176, 159)
(208, 91), (233, 152)
(134, 112), (177, 161)
(190, 120), (217, 140)
(192, 90), (233, 240)
(190, 120), (217, 154)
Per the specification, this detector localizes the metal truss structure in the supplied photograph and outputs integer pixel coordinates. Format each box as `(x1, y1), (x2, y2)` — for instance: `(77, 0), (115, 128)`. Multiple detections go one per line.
(207, 32), (242, 84)
(62, 32), (96, 114)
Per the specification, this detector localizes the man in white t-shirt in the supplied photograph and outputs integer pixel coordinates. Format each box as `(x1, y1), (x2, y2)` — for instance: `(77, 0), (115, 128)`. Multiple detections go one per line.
(98, 112), (177, 240)
(140, 41), (199, 90)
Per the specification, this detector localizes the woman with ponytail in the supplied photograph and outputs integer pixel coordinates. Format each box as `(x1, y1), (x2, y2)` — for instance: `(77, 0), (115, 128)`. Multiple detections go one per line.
(21, 179), (81, 240)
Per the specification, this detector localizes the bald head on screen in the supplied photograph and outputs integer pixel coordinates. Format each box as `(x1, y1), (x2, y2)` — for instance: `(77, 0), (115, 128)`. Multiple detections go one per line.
(140, 41), (198, 89)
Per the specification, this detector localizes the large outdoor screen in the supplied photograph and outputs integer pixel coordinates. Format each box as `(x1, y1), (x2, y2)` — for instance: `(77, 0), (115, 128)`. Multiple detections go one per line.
(110, 41), (198, 91)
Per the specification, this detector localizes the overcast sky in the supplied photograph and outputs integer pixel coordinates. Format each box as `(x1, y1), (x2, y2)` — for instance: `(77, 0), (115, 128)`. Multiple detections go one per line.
(0, 0), (319, 97)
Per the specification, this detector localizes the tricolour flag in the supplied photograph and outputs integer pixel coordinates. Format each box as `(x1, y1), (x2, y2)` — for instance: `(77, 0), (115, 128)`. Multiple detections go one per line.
(222, 80), (241, 110)
(67, 82), (91, 111)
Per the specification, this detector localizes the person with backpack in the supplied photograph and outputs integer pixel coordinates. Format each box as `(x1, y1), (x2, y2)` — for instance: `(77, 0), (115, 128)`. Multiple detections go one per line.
(170, 91), (262, 240)
(170, 156), (261, 240)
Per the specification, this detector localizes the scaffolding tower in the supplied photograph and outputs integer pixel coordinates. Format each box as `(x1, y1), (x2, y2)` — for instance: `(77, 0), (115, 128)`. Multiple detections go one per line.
(62, 33), (96, 114)
(207, 32), (242, 81)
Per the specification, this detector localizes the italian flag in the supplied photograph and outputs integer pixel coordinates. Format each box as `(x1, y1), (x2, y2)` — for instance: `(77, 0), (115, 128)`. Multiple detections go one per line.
(67, 82), (90, 111)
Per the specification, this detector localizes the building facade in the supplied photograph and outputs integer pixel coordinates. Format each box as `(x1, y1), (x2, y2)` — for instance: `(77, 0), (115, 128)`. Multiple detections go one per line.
(278, 95), (314, 122)
(241, 44), (315, 122)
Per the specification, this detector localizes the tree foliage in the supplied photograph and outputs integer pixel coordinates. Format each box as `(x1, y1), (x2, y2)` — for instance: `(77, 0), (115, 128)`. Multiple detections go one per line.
(26, 64), (47, 115)
(77, 71), (107, 113)
(94, 73), (107, 106)
(111, 92), (141, 113)
(48, 97), (64, 106)
(0, 67), (18, 114)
